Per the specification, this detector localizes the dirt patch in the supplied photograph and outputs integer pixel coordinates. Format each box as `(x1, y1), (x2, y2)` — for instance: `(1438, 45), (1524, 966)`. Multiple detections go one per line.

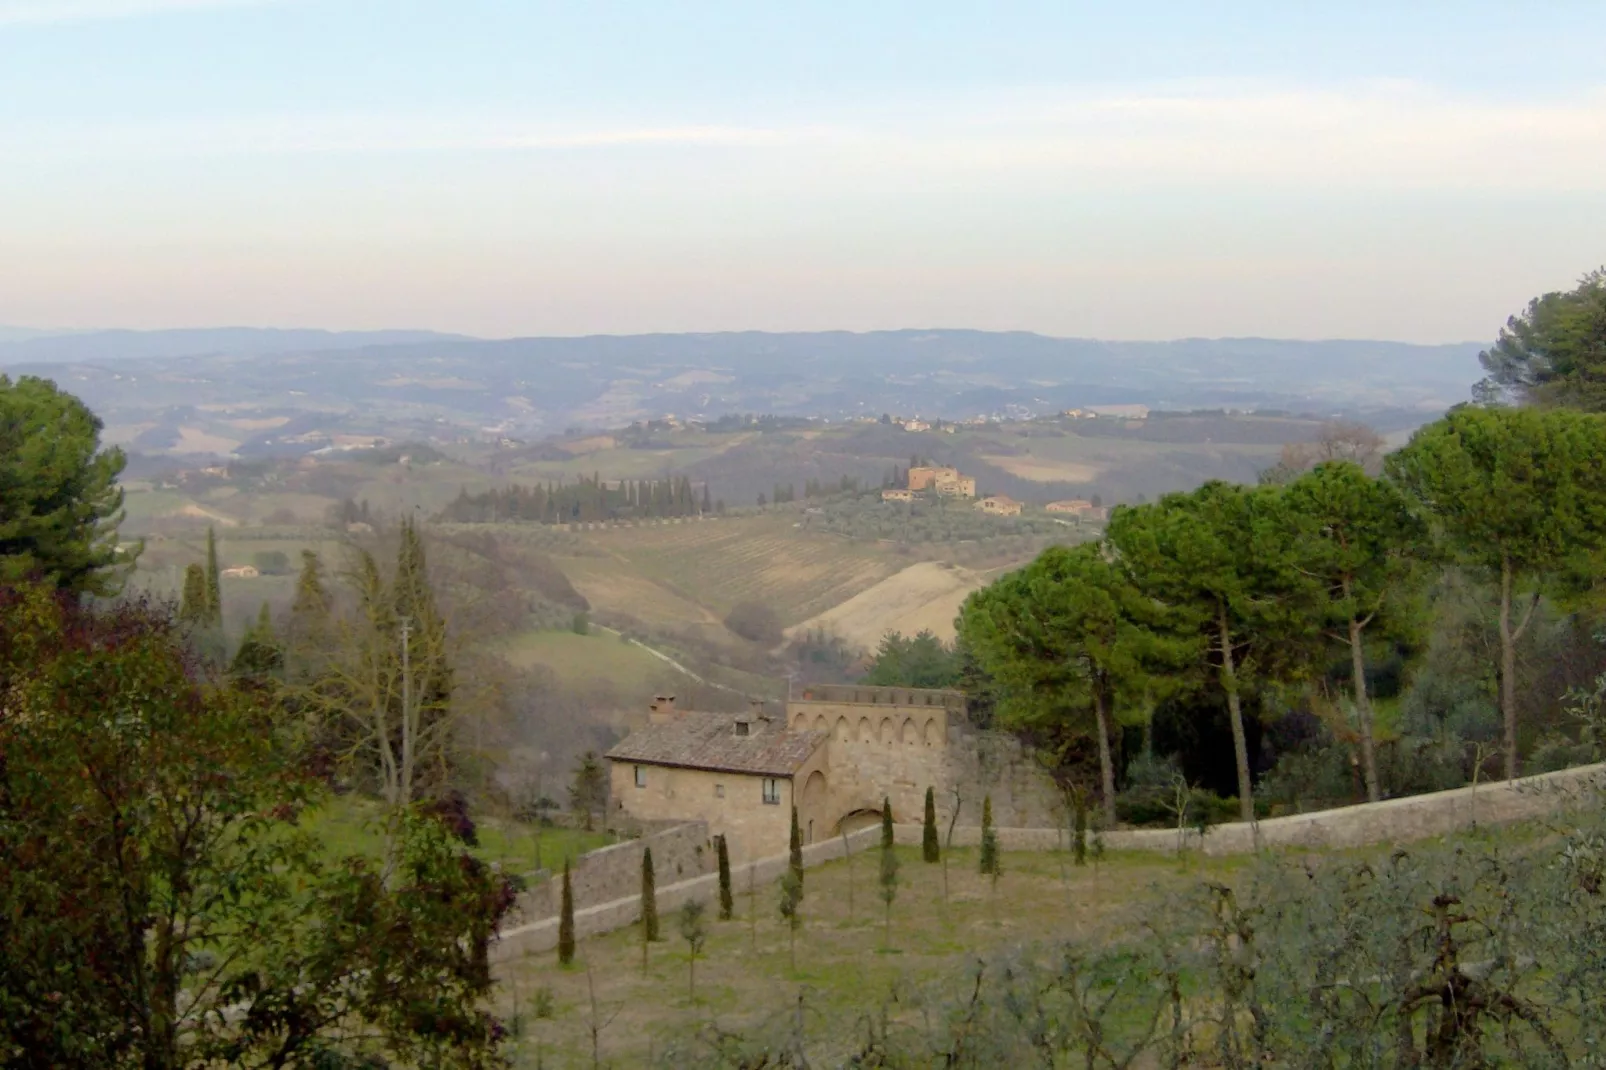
(980, 454), (1103, 483)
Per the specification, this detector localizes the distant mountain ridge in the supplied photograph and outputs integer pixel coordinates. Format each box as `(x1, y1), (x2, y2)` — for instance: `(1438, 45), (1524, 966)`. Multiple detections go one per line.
(0, 326), (1485, 456)
(0, 326), (472, 363)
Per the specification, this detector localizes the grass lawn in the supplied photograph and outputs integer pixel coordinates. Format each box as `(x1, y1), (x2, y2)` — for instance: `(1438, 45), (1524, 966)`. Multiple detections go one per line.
(303, 794), (614, 878)
(494, 844), (1250, 1066)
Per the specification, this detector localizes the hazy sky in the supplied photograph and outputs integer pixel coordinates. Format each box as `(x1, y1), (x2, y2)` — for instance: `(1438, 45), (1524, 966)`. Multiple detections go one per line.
(3, 1), (1604, 342)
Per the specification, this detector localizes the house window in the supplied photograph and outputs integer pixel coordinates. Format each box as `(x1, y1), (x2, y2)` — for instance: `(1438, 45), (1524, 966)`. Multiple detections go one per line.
(714, 783), (725, 798)
(735, 721), (749, 737)
(634, 765), (646, 788)
(761, 778), (781, 805)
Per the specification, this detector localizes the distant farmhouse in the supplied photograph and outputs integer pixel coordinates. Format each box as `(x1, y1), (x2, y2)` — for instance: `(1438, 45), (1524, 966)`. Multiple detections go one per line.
(606, 688), (1058, 862)
(1045, 499), (1109, 521)
(975, 494), (1023, 517)
(906, 465), (977, 499)
(881, 488), (915, 503)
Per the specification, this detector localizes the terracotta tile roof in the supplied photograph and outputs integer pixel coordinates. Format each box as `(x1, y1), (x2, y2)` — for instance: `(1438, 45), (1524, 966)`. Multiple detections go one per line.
(606, 711), (826, 777)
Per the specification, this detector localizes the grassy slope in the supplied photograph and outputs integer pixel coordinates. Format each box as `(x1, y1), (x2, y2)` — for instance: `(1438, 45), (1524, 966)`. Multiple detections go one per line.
(496, 844), (1251, 1065)
(499, 629), (685, 694)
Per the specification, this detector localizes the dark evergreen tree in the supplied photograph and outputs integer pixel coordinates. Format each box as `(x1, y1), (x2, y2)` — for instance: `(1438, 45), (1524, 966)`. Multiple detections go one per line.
(558, 860), (576, 965)
(979, 795), (1001, 881)
(179, 563), (209, 624)
(922, 786), (940, 863)
(878, 797), (899, 945)
(641, 846), (660, 943)
(716, 834), (734, 920)
(204, 526), (222, 625)
(789, 805), (804, 897)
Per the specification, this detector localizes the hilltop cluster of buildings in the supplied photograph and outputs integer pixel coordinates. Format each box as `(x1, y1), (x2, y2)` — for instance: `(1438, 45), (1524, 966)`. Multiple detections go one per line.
(879, 465), (1106, 521)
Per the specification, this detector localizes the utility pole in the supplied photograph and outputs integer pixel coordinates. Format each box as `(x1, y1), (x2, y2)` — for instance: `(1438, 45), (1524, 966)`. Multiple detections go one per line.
(399, 616), (413, 808)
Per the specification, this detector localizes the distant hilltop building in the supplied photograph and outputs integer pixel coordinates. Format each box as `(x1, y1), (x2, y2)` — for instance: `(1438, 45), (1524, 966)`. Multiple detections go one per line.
(900, 418), (931, 432)
(906, 466), (977, 499)
(606, 688), (1059, 862)
(975, 494), (1023, 517)
(881, 488), (915, 503)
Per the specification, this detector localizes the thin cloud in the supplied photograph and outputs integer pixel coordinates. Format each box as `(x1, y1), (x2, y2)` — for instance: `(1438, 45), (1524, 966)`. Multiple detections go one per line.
(0, 0), (277, 26)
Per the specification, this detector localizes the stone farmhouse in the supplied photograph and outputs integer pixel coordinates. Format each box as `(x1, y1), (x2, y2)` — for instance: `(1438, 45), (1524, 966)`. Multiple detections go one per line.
(975, 494), (1023, 516)
(906, 465), (977, 499)
(881, 488), (915, 503)
(606, 686), (1060, 863)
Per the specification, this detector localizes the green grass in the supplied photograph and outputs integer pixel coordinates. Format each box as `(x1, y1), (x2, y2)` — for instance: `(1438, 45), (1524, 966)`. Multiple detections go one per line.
(498, 628), (684, 692)
(302, 794), (613, 876)
(494, 844), (1251, 1066)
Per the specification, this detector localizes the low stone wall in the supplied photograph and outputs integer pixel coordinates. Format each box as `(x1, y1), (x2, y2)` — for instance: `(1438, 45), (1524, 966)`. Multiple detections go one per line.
(892, 763), (1606, 855)
(515, 820), (713, 922)
(493, 824), (884, 962)
(493, 764), (1604, 963)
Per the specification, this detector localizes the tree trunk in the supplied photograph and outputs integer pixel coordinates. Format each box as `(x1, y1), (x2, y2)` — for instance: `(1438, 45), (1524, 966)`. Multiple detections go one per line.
(1218, 605), (1255, 822)
(1092, 685), (1118, 825)
(1349, 615), (1380, 803)
(1498, 557), (1519, 781)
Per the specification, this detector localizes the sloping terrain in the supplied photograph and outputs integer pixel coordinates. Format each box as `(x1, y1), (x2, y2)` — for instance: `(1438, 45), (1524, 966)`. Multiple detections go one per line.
(788, 561), (996, 649)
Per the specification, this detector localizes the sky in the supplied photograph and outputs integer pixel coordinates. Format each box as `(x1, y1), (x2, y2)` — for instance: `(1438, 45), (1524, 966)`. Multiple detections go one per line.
(2, 1), (1604, 343)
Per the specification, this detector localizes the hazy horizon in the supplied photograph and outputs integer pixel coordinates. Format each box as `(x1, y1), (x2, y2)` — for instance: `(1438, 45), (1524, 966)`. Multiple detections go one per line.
(4, 2), (1604, 343)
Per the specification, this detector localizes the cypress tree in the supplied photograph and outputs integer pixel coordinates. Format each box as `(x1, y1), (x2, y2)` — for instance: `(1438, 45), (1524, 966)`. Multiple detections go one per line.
(203, 526), (222, 625)
(179, 563), (209, 623)
(877, 797), (899, 945)
(558, 860), (576, 965)
(979, 795), (1001, 880)
(716, 835), (734, 921)
(788, 806), (804, 897)
(922, 786), (940, 863)
(641, 847), (659, 942)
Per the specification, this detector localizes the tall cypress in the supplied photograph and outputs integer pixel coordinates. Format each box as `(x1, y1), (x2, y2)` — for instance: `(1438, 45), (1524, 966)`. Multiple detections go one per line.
(878, 797), (899, 945)
(922, 786), (940, 863)
(558, 860), (576, 965)
(788, 806), (804, 897)
(979, 795), (1001, 880)
(641, 847), (659, 942)
(203, 526), (222, 625)
(716, 835), (734, 921)
(179, 563), (209, 623)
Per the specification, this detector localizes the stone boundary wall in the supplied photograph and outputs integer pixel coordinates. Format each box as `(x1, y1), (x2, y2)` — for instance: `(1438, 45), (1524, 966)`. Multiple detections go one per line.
(493, 824), (884, 962)
(893, 763), (1606, 855)
(491, 764), (1604, 963)
(515, 820), (712, 922)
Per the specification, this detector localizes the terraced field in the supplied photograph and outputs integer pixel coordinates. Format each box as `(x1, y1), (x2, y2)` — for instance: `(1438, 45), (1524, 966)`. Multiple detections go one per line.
(575, 515), (904, 626)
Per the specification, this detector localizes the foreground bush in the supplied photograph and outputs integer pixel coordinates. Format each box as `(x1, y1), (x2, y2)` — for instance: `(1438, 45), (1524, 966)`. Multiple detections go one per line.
(0, 584), (519, 1068)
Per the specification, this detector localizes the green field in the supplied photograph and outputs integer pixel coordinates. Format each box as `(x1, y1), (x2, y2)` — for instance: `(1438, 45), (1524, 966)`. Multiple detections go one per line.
(498, 628), (686, 693)
(302, 794), (613, 878)
(495, 844), (1248, 1066)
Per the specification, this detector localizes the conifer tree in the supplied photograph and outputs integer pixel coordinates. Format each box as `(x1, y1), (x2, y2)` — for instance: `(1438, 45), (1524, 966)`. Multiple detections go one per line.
(777, 868), (803, 972)
(641, 847), (660, 943)
(788, 806), (804, 897)
(558, 860), (576, 965)
(979, 795), (1001, 881)
(204, 526), (222, 625)
(716, 835), (734, 921)
(922, 786), (940, 863)
(179, 563), (209, 623)
(878, 797), (899, 945)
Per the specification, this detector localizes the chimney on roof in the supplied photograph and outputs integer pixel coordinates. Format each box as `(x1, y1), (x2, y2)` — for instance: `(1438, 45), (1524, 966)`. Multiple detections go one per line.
(648, 695), (678, 725)
(749, 697), (773, 723)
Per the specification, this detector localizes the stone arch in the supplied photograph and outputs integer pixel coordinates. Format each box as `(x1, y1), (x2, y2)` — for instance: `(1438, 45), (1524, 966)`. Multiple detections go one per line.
(801, 769), (827, 817)
(835, 808), (883, 836)
(814, 714), (828, 733)
(879, 718), (894, 745)
(793, 714), (807, 730)
(858, 717), (872, 742)
(901, 718), (918, 745)
(836, 717), (850, 742)
(923, 718), (940, 746)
